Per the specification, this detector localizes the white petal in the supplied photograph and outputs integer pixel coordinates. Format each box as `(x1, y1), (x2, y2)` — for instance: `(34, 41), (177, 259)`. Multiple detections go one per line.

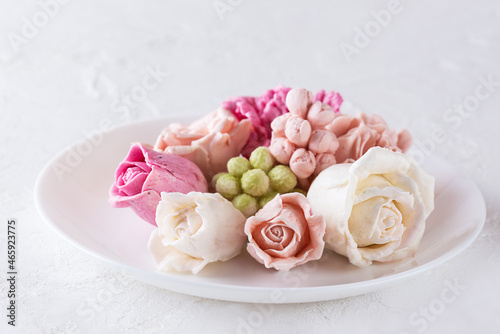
(148, 230), (208, 274)
(307, 163), (353, 257)
(350, 147), (434, 218)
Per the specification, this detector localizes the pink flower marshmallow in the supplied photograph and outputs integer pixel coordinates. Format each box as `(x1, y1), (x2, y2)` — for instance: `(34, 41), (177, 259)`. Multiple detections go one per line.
(154, 108), (252, 181)
(109, 143), (208, 225)
(313, 89), (343, 113)
(244, 193), (326, 271)
(327, 112), (412, 163)
(222, 86), (291, 156)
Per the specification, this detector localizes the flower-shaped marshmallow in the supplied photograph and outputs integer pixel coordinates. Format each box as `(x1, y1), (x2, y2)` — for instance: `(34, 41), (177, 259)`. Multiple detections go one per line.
(148, 192), (247, 274)
(327, 112), (412, 163)
(222, 86), (291, 156)
(244, 193), (326, 271)
(154, 108), (252, 181)
(307, 147), (434, 267)
(109, 143), (207, 225)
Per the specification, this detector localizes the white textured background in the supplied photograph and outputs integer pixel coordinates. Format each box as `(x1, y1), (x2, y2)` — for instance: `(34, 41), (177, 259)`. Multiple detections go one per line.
(1, 0), (499, 333)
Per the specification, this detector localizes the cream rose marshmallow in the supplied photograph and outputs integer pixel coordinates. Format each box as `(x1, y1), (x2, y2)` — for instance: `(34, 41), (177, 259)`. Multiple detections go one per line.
(307, 147), (434, 267)
(148, 192), (247, 274)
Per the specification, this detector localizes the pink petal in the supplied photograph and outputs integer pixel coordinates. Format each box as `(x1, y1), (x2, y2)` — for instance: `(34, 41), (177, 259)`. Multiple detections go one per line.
(109, 190), (161, 225)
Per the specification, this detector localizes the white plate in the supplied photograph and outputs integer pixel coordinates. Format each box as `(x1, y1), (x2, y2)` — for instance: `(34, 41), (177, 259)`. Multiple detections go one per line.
(34, 115), (486, 303)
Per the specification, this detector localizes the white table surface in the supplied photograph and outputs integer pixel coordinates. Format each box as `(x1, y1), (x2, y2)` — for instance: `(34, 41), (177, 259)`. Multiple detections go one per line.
(1, 0), (499, 333)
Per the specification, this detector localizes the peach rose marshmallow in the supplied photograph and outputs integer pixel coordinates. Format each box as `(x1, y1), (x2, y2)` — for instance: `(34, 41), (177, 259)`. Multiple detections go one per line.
(327, 112), (412, 163)
(244, 193), (326, 271)
(154, 108), (252, 181)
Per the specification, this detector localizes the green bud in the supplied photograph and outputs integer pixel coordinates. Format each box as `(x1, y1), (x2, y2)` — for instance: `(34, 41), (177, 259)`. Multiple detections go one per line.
(258, 191), (279, 208)
(227, 156), (251, 177)
(212, 172), (226, 189)
(249, 147), (274, 173)
(232, 194), (259, 217)
(215, 174), (241, 199)
(241, 169), (269, 197)
(268, 165), (297, 193)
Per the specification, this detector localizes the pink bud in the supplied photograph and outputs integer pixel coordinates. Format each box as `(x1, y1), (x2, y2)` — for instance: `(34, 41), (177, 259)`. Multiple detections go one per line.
(285, 116), (312, 148)
(308, 130), (339, 154)
(285, 88), (313, 118)
(313, 153), (336, 177)
(307, 101), (335, 128)
(289, 148), (316, 179)
(269, 137), (296, 164)
(271, 113), (293, 137)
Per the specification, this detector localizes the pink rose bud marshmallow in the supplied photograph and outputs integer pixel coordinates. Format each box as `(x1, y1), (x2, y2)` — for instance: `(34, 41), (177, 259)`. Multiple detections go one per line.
(109, 143), (208, 225)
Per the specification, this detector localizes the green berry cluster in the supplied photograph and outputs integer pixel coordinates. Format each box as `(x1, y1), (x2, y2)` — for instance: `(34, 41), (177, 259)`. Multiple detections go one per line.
(213, 147), (302, 217)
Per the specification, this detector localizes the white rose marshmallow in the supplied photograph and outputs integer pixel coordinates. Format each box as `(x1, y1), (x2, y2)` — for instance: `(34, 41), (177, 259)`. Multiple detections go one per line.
(307, 147), (434, 267)
(148, 192), (247, 274)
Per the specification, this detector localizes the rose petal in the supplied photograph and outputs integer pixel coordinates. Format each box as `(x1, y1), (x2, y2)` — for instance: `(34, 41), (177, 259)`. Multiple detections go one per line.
(397, 129), (413, 153)
(335, 122), (378, 163)
(155, 108), (252, 179)
(114, 164), (150, 196)
(313, 89), (343, 113)
(148, 231), (209, 275)
(110, 190), (161, 224)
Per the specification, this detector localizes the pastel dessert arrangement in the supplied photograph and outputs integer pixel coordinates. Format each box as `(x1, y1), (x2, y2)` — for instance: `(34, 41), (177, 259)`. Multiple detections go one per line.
(109, 86), (435, 274)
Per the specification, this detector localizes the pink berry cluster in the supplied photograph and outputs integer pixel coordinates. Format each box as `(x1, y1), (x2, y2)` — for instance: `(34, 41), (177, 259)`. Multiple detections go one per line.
(269, 88), (340, 188)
